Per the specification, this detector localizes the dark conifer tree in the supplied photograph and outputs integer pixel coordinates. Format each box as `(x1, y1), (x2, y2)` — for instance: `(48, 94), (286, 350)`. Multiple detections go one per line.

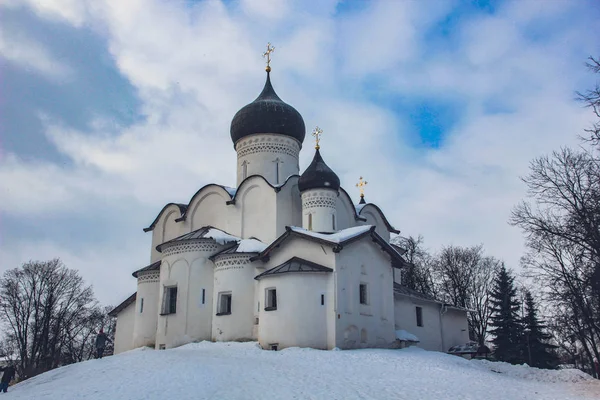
(522, 291), (559, 369)
(489, 265), (525, 364)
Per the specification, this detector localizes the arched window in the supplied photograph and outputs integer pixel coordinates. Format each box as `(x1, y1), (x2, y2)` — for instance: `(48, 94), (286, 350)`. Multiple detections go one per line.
(273, 158), (282, 184)
(308, 214), (313, 231)
(242, 160), (248, 180)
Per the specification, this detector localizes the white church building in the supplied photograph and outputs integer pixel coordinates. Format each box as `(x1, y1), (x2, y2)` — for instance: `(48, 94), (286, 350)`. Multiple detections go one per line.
(109, 55), (469, 354)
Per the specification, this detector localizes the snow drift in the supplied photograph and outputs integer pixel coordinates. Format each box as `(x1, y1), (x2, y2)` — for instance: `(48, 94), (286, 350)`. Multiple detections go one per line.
(5, 341), (599, 400)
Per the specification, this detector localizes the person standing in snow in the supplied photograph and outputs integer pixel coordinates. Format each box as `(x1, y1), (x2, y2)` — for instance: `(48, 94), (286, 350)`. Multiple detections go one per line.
(95, 328), (111, 359)
(0, 364), (16, 393)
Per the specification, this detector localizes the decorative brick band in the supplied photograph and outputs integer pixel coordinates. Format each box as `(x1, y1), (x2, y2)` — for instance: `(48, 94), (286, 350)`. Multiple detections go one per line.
(236, 135), (300, 159)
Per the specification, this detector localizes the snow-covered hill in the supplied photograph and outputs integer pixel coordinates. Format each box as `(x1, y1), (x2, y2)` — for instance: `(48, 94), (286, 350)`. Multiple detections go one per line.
(5, 342), (599, 399)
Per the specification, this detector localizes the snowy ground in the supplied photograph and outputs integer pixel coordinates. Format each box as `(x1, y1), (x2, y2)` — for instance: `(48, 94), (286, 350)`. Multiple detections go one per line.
(4, 342), (599, 400)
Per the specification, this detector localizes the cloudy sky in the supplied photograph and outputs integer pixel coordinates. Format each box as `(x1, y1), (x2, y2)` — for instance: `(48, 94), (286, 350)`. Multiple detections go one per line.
(1, 0), (599, 306)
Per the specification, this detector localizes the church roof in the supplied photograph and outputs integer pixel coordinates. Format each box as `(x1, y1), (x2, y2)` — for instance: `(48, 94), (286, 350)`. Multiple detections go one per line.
(230, 71), (306, 146)
(393, 283), (470, 311)
(254, 257), (332, 280)
(108, 292), (137, 317)
(355, 202), (400, 234)
(156, 226), (240, 252)
(143, 203), (188, 232)
(209, 238), (268, 260)
(252, 225), (408, 268)
(298, 149), (341, 192)
(132, 260), (161, 278)
(393, 283), (439, 303)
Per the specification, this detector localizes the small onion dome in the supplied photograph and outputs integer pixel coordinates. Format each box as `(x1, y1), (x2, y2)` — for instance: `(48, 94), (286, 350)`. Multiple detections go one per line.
(298, 149), (340, 192)
(230, 71), (306, 146)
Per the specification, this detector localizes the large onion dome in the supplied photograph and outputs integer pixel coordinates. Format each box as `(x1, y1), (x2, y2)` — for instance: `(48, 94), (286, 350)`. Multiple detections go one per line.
(230, 71), (306, 146)
(298, 149), (340, 192)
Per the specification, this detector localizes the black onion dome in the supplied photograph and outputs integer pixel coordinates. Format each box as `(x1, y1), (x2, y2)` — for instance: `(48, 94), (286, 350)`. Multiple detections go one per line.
(230, 72), (306, 146)
(298, 149), (340, 192)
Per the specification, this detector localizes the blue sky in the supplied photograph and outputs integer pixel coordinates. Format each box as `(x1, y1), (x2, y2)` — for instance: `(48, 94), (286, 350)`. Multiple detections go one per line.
(1, 0), (599, 305)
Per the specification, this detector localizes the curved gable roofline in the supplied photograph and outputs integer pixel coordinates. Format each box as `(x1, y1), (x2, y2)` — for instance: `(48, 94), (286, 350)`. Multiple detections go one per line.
(338, 187), (367, 222)
(358, 203), (400, 234)
(225, 174), (299, 205)
(143, 203), (188, 233)
(175, 183), (236, 222)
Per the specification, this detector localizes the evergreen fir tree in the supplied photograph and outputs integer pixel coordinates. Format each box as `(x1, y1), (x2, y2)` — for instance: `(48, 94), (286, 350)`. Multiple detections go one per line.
(489, 265), (525, 364)
(522, 290), (559, 369)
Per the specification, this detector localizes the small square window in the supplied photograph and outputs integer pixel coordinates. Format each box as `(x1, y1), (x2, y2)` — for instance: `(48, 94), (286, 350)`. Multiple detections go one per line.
(359, 283), (368, 305)
(159, 344), (166, 350)
(161, 286), (177, 315)
(416, 306), (423, 327)
(217, 292), (232, 315)
(270, 344), (278, 351)
(265, 288), (277, 311)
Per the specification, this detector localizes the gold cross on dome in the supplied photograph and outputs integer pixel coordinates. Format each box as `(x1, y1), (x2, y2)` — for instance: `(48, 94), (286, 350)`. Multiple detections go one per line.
(263, 42), (275, 72)
(356, 176), (368, 197)
(312, 126), (323, 150)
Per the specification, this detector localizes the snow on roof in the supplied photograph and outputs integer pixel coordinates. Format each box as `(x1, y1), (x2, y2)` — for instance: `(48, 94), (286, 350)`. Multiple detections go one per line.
(289, 225), (373, 243)
(395, 330), (419, 342)
(204, 228), (241, 245)
(236, 238), (268, 253)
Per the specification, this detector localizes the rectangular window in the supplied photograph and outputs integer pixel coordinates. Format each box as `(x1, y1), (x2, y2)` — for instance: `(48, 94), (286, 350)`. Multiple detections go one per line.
(202, 289), (206, 305)
(308, 214), (313, 231)
(359, 283), (368, 305)
(321, 294), (325, 306)
(332, 214), (335, 230)
(161, 286), (177, 315)
(140, 298), (144, 314)
(217, 292), (232, 315)
(416, 306), (423, 327)
(265, 288), (277, 311)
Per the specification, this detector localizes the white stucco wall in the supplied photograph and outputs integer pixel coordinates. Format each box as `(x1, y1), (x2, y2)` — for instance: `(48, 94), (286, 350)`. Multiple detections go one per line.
(113, 301), (136, 354)
(235, 134), (301, 186)
(155, 240), (221, 349)
(441, 308), (470, 350)
(358, 205), (391, 243)
(394, 296), (443, 352)
(275, 177), (302, 238)
(212, 254), (257, 342)
(133, 272), (160, 348)
(189, 189), (231, 232)
(257, 237), (336, 349)
(335, 190), (356, 231)
(257, 273), (332, 350)
(301, 189), (338, 233)
(150, 204), (186, 263)
(335, 240), (396, 349)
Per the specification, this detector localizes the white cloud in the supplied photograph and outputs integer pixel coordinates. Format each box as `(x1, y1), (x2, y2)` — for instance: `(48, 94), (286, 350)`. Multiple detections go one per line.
(1, 0), (599, 304)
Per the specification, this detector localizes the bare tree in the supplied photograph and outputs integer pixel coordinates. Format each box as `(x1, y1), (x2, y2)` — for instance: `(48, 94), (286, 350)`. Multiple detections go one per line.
(431, 245), (500, 345)
(0, 259), (99, 379)
(392, 235), (436, 297)
(577, 56), (600, 146)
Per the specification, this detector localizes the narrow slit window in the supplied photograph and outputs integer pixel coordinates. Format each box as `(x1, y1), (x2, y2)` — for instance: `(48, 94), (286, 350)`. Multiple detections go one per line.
(140, 298), (144, 313)
(416, 306), (423, 327)
(320, 294), (325, 306)
(308, 214), (313, 231)
(359, 283), (368, 305)
(201, 289), (206, 305)
(332, 214), (335, 230)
